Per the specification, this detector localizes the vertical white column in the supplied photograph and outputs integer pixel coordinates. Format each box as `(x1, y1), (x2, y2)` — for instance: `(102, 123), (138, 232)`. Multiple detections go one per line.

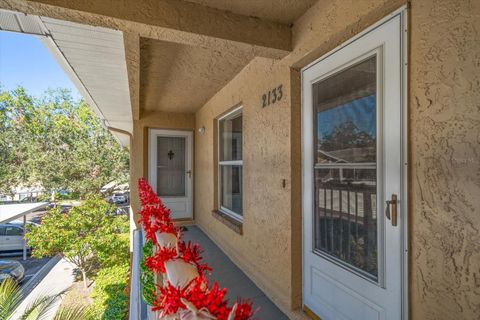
(23, 214), (27, 261)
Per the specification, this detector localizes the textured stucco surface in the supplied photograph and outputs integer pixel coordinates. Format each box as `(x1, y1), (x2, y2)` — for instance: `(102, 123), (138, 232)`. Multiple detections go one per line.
(194, 0), (480, 318)
(285, 0), (406, 67)
(409, 0), (480, 318)
(0, 0), (290, 59)
(194, 0), (409, 318)
(140, 38), (254, 113)
(21, 0), (291, 51)
(184, 0), (317, 24)
(3, 0), (479, 318)
(195, 57), (296, 316)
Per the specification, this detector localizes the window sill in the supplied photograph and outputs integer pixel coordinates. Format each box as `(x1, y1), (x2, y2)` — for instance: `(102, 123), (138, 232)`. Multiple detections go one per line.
(212, 210), (243, 235)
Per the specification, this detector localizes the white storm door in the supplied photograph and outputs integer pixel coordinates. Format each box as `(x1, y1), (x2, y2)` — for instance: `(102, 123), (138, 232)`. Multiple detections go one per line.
(149, 129), (193, 220)
(302, 12), (406, 320)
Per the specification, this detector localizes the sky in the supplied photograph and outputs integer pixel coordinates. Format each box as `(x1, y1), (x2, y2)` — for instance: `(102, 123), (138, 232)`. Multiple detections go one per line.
(0, 31), (81, 99)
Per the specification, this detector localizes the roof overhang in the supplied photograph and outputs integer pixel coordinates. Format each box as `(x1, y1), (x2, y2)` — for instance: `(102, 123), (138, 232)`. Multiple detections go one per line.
(0, 10), (132, 146)
(0, 202), (48, 223)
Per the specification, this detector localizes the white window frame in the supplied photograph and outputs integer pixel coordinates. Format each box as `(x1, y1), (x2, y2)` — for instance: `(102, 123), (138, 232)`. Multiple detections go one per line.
(217, 106), (243, 221)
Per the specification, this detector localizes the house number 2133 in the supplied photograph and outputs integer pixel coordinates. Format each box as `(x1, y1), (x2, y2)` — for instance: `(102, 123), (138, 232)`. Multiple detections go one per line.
(261, 85), (283, 108)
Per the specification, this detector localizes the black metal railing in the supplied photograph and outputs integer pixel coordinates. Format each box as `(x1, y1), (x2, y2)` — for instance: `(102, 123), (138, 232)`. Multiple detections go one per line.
(314, 180), (377, 278)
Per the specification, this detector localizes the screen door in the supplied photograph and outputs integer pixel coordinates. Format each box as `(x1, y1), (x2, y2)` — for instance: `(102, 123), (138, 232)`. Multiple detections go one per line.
(149, 129), (193, 219)
(302, 12), (407, 320)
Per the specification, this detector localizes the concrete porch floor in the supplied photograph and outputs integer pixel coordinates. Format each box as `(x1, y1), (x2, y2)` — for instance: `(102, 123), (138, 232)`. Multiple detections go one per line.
(182, 226), (288, 320)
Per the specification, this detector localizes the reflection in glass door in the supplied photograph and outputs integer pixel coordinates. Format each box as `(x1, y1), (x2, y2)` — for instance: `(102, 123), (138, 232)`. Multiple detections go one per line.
(313, 56), (378, 279)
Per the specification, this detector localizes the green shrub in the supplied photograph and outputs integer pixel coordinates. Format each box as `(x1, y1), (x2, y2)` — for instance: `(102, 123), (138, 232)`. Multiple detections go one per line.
(140, 240), (155, 305)
(26, 197), (130, 288)
(91, 264), (129, 320)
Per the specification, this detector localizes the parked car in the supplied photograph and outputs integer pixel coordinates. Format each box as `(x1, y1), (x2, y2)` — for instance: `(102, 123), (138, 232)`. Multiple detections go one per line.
(113, 207), (129, 216)
(0, 259), (25, 283)
(59, 204), (73, 214)
(0, 223), (35, 253)
(109, 192), (129, 205)
(30, 213), (45, 224)
(46, 202), (56, 210)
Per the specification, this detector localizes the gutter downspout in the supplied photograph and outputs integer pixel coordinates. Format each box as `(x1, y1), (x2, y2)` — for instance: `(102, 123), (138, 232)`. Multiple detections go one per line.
(106, 126), (133, 141)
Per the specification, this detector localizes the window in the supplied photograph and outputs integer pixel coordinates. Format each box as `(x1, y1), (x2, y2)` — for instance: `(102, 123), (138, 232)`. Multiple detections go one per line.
(218, 107), (243, 221)
(5, 226), (23, 236)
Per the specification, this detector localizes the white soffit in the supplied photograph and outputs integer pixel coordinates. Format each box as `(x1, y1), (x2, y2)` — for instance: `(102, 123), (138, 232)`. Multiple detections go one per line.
(0, 202), (48, 223)
(0, 10), (132, 146)
(0, 9), (45, 35)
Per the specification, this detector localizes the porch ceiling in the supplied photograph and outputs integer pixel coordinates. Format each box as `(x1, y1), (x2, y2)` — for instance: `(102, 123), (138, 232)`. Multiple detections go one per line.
(140, 38), (254, 113)
(185, 0), (318, 24)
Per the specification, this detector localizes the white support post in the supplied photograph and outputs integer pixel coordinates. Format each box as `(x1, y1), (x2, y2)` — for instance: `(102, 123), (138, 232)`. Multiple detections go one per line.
(23, 214), (27, 261)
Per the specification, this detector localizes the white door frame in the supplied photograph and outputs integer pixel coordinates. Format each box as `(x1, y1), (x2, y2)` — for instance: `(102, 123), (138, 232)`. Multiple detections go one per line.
(148, 129), (193, 220)
(301, 6), (408, 319)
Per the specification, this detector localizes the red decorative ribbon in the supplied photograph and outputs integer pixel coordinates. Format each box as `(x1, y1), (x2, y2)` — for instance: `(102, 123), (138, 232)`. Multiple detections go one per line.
(137, 178), (255, 320)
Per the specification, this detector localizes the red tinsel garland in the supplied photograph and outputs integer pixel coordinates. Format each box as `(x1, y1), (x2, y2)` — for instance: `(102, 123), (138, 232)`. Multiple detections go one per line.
(138, 178), (162, 206)
(138, 203), (177, 244)
(177, 241), (212, 275)
(233, 301), (256, 320)
(145, 246), (177, 273)
(137, 178), (256, 320)
(153, 277), (231, 320)
(144, 241), (211, 276)
(139, 212), (157, 243)
(158, 221), (178, 235)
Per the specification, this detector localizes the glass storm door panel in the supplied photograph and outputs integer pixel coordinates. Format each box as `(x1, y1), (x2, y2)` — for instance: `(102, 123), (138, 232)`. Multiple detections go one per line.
(156, 136), (186, 197)
(149, 130), (193, 220)
(302, 13), (406, 320)
(314, 56), (378, 279)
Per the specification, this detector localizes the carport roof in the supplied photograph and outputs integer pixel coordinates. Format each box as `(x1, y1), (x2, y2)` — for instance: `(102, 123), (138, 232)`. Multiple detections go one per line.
(0, 202), (48, 224)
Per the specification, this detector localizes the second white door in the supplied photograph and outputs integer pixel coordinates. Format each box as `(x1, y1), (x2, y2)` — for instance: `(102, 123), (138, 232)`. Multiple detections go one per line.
(302, 11), (407, 320)
(149, 129), (193, 220)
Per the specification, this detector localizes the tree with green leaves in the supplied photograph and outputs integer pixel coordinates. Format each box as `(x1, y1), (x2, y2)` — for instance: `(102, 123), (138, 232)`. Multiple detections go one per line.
(0, 87), (34, 197)
(0, 86), (129, 198)
(320, 120), (375, 152)
(25, 197), (130, 289)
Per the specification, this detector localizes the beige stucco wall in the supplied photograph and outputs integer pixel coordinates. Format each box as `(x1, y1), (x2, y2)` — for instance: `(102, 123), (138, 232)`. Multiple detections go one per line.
(409, 0), (480, 318)
(194, 0), (480, 319)
(195, 57), (295, 313)
(9, 0), (477, 317)
(0, 0), (475, 317)
(194, 0), (408, 319)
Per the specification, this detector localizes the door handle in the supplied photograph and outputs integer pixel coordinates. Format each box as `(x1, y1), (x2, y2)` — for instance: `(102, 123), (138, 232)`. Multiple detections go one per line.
(385, 194), (398, 226)
(186, 170), (192, 178)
